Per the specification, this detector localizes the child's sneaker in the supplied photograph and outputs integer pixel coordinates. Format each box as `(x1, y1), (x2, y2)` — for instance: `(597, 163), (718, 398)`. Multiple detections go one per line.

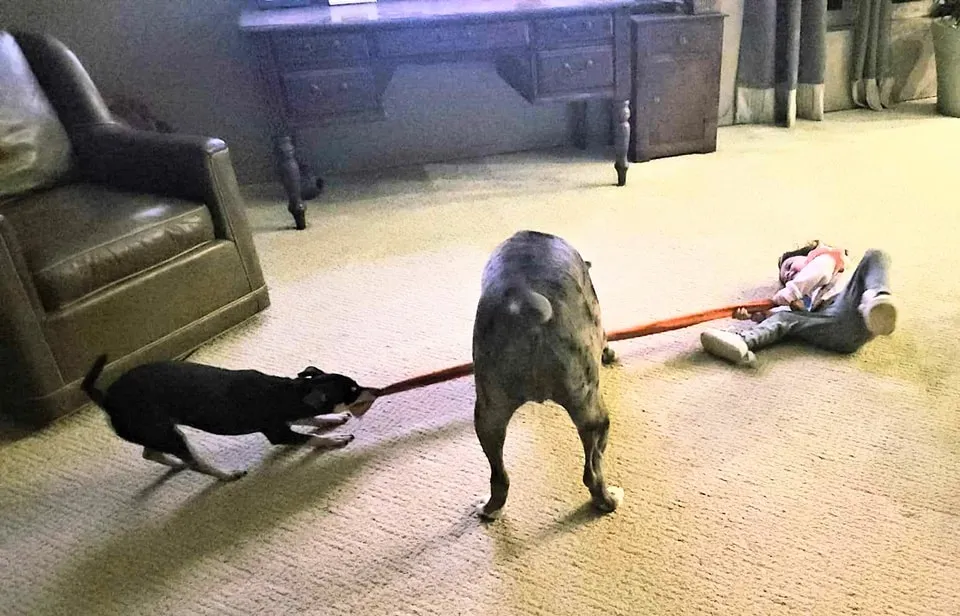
(860, 291), (897, 336)
(700, 329), (757, 367)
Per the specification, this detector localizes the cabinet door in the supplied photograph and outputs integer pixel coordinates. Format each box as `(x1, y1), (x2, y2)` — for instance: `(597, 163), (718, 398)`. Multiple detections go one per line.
(633, 51), (719, 161)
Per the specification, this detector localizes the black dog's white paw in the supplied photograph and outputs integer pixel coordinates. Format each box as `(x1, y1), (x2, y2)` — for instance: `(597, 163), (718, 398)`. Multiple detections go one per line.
(293, 412), (352, 430)
(308, 434), (355, 449)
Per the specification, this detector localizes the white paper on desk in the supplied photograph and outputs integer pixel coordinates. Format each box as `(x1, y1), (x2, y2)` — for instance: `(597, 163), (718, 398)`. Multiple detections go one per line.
(329, 0), (377, 6)
(329, 3), (379, 24)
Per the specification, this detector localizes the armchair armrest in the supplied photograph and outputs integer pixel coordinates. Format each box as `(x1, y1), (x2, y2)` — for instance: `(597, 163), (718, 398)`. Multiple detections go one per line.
(71, 124), (266, 290)
(72, 123), (227, 203)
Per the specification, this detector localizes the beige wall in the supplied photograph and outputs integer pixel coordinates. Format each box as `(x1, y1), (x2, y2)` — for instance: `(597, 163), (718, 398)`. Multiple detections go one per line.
(0, 0), (936, 184)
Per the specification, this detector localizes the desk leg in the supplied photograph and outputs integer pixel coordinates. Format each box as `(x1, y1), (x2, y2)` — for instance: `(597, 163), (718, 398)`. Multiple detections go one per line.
(275, 135), (307, 230)
(613, 99), (630, 187)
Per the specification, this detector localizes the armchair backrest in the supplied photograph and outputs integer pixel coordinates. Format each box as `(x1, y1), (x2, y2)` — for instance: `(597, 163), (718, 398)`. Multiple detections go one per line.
(11, 31), (113, 131)
(0, 31), (76, 198)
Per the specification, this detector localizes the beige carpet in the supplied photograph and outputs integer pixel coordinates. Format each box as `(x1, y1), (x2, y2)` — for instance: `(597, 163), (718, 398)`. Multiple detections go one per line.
(3, 101), (960, 615)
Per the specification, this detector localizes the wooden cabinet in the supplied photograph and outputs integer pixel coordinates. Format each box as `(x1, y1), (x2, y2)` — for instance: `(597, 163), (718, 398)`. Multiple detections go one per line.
(629, 13), (724, 163)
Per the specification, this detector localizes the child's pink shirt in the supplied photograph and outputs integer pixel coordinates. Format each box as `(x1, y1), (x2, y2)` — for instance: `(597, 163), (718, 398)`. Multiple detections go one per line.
(773, 245), (849, 309)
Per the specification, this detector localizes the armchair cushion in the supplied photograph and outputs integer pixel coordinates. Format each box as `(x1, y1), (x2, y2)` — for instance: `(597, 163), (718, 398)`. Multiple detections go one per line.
(0, 32), (74, 198)
(0, 183), (214, 311)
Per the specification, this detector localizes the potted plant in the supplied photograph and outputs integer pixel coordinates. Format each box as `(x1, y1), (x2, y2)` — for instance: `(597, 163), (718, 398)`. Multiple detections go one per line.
(932, 0), (960, 116)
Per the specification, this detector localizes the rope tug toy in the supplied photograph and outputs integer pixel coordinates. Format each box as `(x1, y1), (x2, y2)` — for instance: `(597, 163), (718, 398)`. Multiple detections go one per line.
(374, 298), (775, 397)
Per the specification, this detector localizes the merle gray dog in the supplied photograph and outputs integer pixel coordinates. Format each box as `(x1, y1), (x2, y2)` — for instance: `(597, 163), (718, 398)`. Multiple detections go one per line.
(472, 230), (622, 520)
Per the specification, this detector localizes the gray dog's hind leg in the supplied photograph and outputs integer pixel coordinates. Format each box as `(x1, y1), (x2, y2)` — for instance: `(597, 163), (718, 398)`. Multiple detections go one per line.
(474, 395), (514, 520)
(564, 392), (623, 513)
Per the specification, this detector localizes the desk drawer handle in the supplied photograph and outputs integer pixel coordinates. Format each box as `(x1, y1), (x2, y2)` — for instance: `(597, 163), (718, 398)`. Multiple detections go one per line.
(561, 20), (595, 33)
(310, 82), (351, 94)
(563, 59), (595, 73)
(305, 39), (342, 52)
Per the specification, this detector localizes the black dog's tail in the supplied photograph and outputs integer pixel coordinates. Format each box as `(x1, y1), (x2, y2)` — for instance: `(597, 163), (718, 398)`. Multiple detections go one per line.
(81, 354), (108, 406)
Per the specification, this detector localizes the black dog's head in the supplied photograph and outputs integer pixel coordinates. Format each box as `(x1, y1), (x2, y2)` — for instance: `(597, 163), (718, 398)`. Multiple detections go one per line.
(296, 367), (377, 417)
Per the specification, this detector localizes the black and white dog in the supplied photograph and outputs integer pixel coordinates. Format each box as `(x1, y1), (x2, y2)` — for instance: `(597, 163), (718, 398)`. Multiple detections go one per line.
(472, 230), (622, 520)
(82, 355), (378, 481)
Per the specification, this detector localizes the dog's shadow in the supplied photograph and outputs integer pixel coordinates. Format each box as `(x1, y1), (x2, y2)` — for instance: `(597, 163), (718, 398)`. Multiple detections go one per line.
(483, 500), (609, 563)
(35, 418), (472, 615)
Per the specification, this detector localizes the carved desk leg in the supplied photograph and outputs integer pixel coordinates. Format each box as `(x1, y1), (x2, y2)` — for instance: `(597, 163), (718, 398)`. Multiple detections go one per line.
(613, 99), (630, 187)
(275, 135), (307, 230)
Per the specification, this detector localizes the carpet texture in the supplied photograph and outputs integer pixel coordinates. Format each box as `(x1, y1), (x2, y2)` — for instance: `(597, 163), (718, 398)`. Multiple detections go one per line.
(2, 101), (959, 615)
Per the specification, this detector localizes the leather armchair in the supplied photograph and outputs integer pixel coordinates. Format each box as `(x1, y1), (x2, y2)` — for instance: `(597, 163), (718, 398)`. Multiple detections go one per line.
(1, 32), (270, 427)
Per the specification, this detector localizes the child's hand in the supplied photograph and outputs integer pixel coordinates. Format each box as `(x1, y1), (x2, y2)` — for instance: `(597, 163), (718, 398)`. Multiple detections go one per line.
(733, 307), (769, 323)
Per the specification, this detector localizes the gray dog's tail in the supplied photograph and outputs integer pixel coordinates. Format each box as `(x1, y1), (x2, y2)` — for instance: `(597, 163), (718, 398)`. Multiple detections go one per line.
(81, 354), (108, 406)
(504, 287), (553, 325)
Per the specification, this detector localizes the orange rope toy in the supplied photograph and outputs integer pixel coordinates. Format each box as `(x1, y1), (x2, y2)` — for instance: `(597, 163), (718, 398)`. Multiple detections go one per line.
(373, 298), (775, 397)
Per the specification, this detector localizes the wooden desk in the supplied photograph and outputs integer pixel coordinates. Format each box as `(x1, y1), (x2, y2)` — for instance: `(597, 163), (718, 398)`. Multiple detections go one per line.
(240, 0), (639, 230)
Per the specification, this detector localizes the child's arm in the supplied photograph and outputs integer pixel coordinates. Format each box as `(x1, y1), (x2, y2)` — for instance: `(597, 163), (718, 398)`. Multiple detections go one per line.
(773, 254), (836, 306)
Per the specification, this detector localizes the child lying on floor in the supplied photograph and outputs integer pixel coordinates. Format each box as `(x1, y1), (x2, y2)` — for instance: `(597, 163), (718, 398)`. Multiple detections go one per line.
(700, 241), (898, 366)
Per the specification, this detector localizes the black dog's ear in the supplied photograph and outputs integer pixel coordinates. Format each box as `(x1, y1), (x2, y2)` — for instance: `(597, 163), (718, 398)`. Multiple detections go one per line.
(585, 260), (592, 270)
(302, 389), (328, 410)
(298, 366), (326, 379)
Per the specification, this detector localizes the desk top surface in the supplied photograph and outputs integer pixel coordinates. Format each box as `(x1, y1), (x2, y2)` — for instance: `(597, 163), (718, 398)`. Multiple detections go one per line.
(240, 0), (643, 31)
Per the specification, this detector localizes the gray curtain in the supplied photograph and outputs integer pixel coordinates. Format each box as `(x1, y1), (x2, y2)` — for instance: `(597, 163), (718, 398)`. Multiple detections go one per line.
(735, 0), (827, 127)
(851, 0), (893, 111)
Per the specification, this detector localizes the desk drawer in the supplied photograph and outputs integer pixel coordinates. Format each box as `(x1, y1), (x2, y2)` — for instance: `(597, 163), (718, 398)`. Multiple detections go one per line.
(283, 68), (379, 117)
(273, 33), (369, 70)
(533, 14), (613, 47)
(376, 21), (529, 56)
(537, 46), (613, 95)
(642, 19), (718, 56)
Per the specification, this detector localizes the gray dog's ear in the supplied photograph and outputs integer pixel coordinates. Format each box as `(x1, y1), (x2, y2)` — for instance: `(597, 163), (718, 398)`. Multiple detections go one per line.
(298, 366), (326, 379)
(584, 260), (592, 270)
(302, 389), (328, 409)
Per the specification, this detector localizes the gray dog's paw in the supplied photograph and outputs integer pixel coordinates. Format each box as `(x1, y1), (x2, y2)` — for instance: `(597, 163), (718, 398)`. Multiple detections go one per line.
(475, 498), (502, 521)
(592, 485), (624, 513)
(601, 346), (617, 365)
(607, 486), (624, 507)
